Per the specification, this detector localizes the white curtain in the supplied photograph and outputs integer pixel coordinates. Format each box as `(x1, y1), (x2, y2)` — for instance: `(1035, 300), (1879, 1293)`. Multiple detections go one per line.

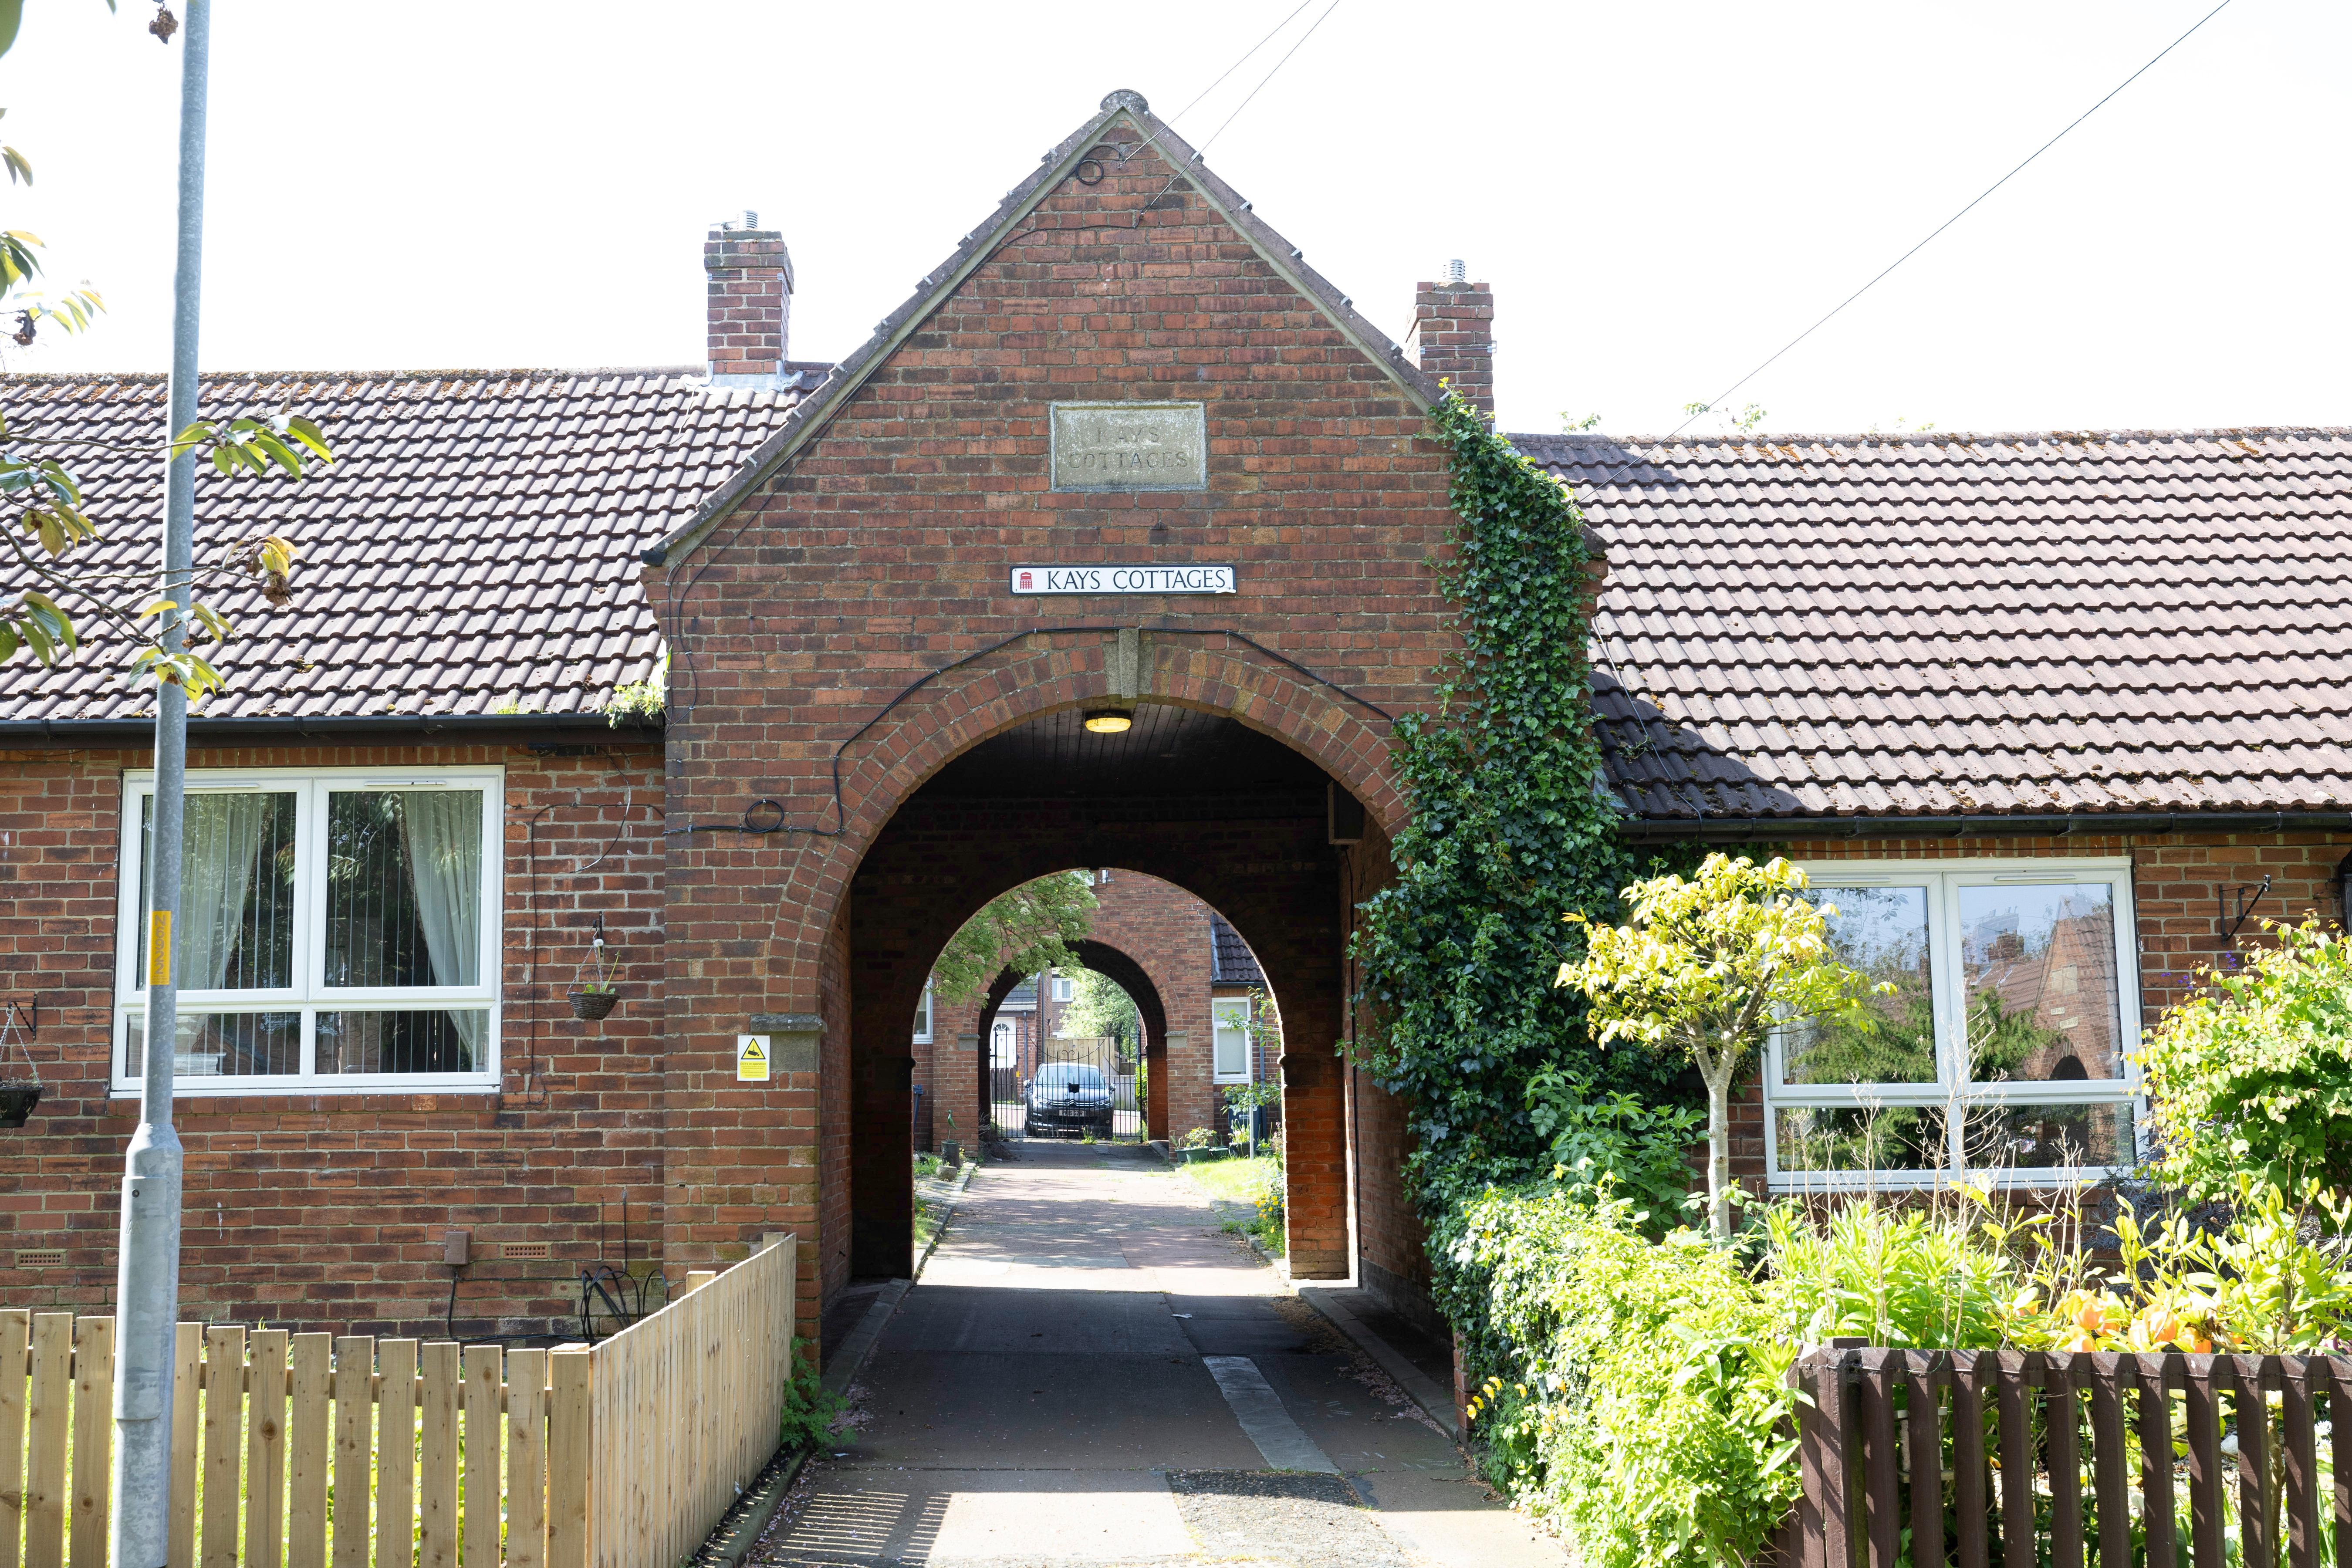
(400, 791), (484, 1059)
(176, 794), (277, 991)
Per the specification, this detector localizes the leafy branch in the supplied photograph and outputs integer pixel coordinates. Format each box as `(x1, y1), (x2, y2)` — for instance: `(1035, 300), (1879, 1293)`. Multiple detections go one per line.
(0, 110), (329, 702)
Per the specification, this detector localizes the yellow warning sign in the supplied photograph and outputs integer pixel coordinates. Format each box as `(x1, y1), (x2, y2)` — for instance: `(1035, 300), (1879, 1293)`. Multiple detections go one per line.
(736, 1034), (771, 1082)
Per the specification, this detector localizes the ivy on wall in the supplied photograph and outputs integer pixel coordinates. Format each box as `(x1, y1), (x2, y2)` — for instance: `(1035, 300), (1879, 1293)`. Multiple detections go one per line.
(1351, 393), (1694, 1218)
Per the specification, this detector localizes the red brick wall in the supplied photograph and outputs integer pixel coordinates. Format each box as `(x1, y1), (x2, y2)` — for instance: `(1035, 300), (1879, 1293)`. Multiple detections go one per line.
(652, 120), (1462, 1297)
(0, 741), (666, 1337)
(1083, 872), (1216, 1140)
(1725, 830), (2352, 1188)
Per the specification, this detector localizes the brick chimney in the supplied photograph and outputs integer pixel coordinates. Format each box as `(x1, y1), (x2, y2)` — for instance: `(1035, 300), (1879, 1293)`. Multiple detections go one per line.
(1405, 259), (1494, 416)
(705, 211), (794, 388)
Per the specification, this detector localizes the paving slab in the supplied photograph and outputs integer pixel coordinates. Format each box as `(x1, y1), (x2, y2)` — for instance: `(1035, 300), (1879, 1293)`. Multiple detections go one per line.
(764, 1469), (1194, 1567)
(1351, 1470), (1573, 1568)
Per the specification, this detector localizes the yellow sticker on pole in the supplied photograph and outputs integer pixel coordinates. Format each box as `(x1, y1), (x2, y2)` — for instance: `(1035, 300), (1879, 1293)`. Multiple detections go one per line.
(148, 911), (172, 986)
(736, 1034), (770, 1082)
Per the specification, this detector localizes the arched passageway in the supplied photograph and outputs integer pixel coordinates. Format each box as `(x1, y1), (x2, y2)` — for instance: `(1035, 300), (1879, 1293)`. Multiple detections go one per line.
(969, 935), (1169, 1142)
(846, 700), (1359, 1281)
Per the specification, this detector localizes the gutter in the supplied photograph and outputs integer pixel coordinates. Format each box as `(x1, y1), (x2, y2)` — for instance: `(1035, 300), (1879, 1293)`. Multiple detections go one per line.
(0, 713), (662, 747)
(1618, 810), (2352, 843)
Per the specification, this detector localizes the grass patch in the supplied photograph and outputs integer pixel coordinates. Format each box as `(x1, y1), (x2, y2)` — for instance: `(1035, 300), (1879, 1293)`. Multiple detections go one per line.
(1177, 1154), (1286, 1256)
(1179, 1153), (1278, 1203)
(912, 1151), (967, 1259)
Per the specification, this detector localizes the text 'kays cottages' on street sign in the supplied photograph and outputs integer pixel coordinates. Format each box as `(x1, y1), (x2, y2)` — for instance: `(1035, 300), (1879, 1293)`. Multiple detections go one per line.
(1011, 564), (1237, 595)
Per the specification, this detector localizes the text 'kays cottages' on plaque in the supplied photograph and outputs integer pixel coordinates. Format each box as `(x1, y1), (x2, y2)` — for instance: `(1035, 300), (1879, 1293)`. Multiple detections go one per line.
(1049, 402), (1206, 492)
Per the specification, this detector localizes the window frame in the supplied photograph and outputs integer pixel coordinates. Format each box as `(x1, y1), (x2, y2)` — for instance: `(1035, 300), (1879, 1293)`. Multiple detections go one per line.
(112, 765), (504, 1097)
(912, 979), (933, 1044)
(1763, 857), (2143, 1192)
(1211, 995), (1252, 1084)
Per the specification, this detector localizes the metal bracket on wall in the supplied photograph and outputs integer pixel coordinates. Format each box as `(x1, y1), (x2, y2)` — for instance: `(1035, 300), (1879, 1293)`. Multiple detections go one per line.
(2219, 873), (2271, 947)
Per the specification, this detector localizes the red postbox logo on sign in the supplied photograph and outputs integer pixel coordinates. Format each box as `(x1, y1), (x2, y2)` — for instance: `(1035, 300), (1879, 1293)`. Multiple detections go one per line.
(1017, 570), (1034, 591)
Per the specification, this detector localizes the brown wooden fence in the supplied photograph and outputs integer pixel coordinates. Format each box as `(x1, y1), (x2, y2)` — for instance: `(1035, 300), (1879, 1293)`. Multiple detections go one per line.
(1788, 1344), (2352, 1568)
(1, 1235), (797, 1568)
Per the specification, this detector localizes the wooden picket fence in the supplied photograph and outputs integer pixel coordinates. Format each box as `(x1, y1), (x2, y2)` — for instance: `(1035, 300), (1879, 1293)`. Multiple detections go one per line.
(1789, 1344), (2352, 1568)
(0, 1235), (797, 1568)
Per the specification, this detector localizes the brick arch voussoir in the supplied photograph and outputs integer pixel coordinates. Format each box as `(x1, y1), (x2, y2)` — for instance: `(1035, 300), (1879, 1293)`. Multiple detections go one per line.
(757, 635), (1399, 1005)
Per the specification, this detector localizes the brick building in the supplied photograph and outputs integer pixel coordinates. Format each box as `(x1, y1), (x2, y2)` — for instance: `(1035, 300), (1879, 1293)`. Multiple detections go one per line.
(0, 88), (2346, 1342)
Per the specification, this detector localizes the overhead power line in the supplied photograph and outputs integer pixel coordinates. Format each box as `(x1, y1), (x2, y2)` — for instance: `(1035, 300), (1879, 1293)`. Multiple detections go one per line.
(1573, 0), (2237, 497)
(1170, 0), (1317, 124)
(1195, 0), (1344, 156)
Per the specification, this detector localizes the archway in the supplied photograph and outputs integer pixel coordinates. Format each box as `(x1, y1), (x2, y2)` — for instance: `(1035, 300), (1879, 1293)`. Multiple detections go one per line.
(967, 934), (1171, 1145)
(844, 700), (1358, 1282)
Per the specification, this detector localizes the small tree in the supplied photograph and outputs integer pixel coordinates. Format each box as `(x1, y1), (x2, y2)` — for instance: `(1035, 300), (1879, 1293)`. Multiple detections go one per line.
(2138, 919), (2352, 1204)
(1059, 967), (1139, 1054)
(931, 871), (1096, 1008)
(1557, 853), (1882, 1241)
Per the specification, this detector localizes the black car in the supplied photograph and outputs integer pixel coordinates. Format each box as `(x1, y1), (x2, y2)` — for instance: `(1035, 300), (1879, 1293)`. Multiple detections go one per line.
(1023, 1062), (1114, 1138)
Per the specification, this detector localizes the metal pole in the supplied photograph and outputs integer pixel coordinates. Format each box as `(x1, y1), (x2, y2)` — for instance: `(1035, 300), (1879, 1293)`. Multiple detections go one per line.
(112, 4), (207, 1562)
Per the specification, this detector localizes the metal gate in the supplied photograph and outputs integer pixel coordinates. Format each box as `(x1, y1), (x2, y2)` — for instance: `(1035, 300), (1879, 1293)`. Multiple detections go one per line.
(990, 1034), (1145, 1140)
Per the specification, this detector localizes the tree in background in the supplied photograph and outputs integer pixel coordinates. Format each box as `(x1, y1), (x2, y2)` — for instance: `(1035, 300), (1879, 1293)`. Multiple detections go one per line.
(931, 872), (1096, 1008)
(1558, 854), (1885, 1241)
(0, 5), (324, 699)
(1059, 967), (1139, 1056)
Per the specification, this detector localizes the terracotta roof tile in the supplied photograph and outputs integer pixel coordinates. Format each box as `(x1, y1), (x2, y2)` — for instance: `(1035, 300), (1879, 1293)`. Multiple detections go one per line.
(0, 368), (809, 723)
(1526, 427), (2352, 821)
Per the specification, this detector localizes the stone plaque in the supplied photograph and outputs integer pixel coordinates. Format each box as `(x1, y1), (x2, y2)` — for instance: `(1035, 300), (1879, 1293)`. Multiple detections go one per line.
(1050, 402), (1207, 492)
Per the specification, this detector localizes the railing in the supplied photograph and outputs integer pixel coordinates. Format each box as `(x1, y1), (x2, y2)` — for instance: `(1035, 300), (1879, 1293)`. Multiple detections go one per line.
(1788, 1345), (2352, 1568)
(1, 1235), (797, 1568)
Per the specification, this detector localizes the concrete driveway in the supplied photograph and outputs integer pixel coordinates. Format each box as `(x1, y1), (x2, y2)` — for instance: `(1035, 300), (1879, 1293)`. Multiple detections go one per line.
(755, 1141), (1566, 1568)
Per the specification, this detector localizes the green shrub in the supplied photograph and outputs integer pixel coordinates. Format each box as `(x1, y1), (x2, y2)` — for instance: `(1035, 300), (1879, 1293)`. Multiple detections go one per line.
(1522, 1066), (1703, 1225)
(1763, 1195), (2014, 1351)
(1439, 1188), (1798, 1568)
(2138, 920), (2352, 1202)
(777, 1335), (846, 1452)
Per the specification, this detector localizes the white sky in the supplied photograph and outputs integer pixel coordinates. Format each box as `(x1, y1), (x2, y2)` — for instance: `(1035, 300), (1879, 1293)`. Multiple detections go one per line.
(2, 0), (2340, 439)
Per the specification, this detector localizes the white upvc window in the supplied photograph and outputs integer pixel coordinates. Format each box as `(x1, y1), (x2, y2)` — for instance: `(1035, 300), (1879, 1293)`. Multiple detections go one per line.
(1212, 996), (1251, 1083)
(1764, 858), (2142, 1190)
(112, 767), (503, 1095)
(913, 979), (934, 1044)
(1051, 974), (1075, 1003)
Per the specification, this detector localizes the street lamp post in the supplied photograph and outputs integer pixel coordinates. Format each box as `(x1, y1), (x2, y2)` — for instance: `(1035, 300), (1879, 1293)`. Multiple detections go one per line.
(112, 4), (210, 1563)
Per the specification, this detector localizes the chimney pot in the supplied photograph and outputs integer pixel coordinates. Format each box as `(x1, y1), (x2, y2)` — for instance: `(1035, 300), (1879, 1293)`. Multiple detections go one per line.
(1446, 257), (1466, 284)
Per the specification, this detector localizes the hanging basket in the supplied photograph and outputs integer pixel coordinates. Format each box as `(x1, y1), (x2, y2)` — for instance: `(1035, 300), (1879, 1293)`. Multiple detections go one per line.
(0, 1081), (41, 1128)
(568, 989), (619, 1021)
